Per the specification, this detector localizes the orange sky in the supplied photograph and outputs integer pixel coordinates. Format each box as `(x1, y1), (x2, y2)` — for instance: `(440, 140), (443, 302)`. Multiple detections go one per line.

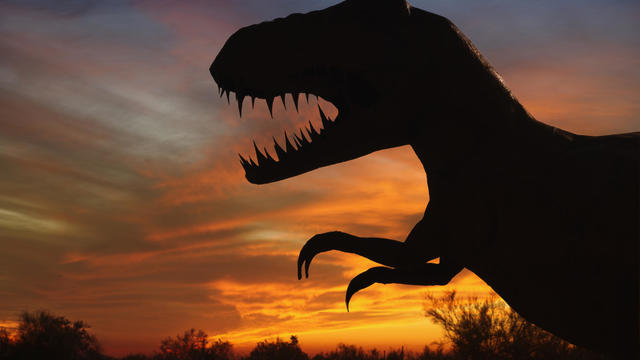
(0, 0), (638, 357)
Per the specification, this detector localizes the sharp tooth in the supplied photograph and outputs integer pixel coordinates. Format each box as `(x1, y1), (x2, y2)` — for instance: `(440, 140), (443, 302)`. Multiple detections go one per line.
(284, 131), (295, 152)
(298, 129), (310, 145)
(293, 134), (302, 148)
(239, 154), (250, 169)
(266, 97), (274, 118)
(264, 147), (275, 161)
(249, 158), (257, 167)
(236, 93), (245, 117)
(273, 137), (286, 160)
(293, 92), (300, 112)
(280, 94), (287, 110)
(318, 105), (331, 129)
(308, 120), (320, 138)
(253, 140), (268, 165)
(219, 87), (224, 97)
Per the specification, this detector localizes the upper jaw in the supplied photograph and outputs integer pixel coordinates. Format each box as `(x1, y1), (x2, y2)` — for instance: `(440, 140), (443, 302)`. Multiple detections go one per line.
(211, 62), (347, 117)
(241, 104), (347, 184)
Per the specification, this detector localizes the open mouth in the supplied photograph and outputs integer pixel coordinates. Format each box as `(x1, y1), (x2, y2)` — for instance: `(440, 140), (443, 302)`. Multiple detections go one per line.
(215, 85), (346, 184)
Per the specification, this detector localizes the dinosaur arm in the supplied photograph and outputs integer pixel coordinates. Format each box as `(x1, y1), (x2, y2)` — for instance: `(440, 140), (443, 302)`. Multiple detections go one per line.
(297, 230), (429, 279)
(345, 262), (463, 310)
(297, 216), (441, 279)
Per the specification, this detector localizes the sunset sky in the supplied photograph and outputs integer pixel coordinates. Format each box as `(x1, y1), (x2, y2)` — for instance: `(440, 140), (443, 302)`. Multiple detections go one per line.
(1, 0), (639, 357)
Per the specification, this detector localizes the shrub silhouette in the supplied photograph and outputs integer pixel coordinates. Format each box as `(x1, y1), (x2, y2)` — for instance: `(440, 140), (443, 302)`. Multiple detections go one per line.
(204, 337), (233, 359)
(244, 335), (308, 360)
(0, 304), (614, 360)
(0, 327), (14, 360)
(121, 355), (151, 360)
(157, 328), (232, 360)
(311, 344), (371, 360)
(424, 291), (608, 360)
(310, 344), (453, 360)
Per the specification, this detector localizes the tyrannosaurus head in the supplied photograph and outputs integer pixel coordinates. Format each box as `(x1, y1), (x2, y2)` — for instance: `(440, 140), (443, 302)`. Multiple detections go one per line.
(211, 0), (472, 184)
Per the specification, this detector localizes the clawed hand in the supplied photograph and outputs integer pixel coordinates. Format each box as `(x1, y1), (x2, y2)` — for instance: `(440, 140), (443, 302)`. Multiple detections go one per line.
(297, 231), (461, 311)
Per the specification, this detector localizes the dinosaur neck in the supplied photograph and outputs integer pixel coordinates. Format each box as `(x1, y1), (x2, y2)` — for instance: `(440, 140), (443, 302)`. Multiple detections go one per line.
(406, 18), (579, 180)
(410, 72), (577, 181)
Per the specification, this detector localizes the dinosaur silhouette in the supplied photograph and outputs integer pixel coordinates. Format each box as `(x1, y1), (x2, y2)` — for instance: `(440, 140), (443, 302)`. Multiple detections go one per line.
(210, 0), (639, 357)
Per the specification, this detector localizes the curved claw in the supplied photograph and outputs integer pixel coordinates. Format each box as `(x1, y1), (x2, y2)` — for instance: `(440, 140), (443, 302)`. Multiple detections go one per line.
(297, 251), (306, 280)
(297, 242), (312, 280)
(345, 267), (393, 311)
(297, 232), (342, 280)
(297, 243), (314, 280)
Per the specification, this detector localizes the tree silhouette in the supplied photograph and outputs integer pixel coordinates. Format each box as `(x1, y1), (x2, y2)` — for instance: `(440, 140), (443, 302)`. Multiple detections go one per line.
(11, 310), (103, 360)
(424, 291), (608, 360)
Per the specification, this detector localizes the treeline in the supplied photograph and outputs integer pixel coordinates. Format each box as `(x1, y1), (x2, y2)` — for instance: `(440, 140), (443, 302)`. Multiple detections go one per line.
(0, 291), (609, 360)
